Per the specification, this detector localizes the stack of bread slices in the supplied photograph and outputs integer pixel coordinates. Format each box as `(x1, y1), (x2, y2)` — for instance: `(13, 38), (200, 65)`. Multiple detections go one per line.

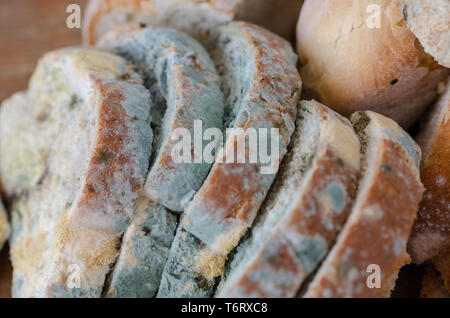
(0, 0), (448, 298)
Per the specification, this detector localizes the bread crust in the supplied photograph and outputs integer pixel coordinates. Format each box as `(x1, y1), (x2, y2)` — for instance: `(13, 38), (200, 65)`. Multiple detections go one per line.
(400, 0), (450, 68)
(296, 0), (449, 128)
(83, 0), (302, 45)
(83, 0), (243, 44)
(305, 111), (424, 298)
(217, 101), (360, 298)
(157, 22), (301, 297)
(1, 47), (153, 297)
(408, 79), (449, 264)
(98, 24), (224, 212)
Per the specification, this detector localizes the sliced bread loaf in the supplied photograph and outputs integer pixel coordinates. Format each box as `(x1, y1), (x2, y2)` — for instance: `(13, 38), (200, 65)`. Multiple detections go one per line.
(157, 22), (301, 297)
(408, 79), (450, 264)
(1, 47), (153, 297)
(305, 111), (424, 297)
(216, 100), (360, 298)
(98, 24), (224, 212)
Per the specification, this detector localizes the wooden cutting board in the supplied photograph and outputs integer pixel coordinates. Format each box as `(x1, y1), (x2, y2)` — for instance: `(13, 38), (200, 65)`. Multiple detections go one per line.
(0, 0), (87, 102)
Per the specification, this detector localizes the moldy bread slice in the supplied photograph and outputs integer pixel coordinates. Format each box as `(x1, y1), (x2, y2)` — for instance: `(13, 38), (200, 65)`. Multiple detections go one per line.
(216, 100), (359, 297)
(305, 111), (424, 297)
(0, 47), (153, 297)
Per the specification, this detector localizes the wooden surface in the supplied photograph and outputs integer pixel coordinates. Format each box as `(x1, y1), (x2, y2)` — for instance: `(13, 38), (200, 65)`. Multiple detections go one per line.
(0, 0), (87, 102)
(0, 247), (12, 298)
(0, 0), (87, 297)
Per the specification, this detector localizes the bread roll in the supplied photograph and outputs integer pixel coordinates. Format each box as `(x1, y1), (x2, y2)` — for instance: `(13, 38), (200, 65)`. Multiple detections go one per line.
(83, 0), (302, 44)
(296, 0), (449, 128)
(400, 0), (450, 68)
(408, 79), (450, 264)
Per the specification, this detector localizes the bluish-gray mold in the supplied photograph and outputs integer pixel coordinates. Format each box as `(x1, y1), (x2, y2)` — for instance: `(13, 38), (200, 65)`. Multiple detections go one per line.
(157, 222), (216, 298)
(99, 26), (224, 212)
(106, 198), (177, 298)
